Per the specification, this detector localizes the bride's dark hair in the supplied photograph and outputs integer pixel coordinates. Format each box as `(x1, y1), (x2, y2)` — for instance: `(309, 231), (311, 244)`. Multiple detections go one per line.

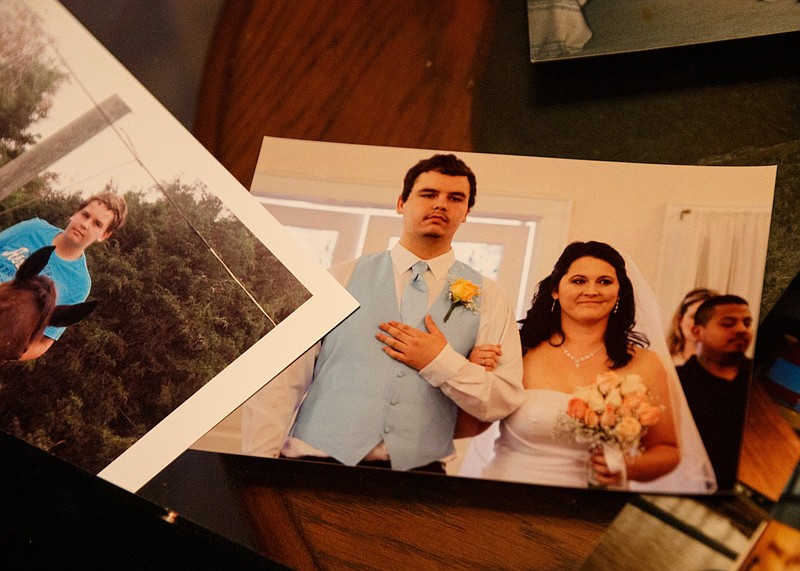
(519, 241), (648, 369)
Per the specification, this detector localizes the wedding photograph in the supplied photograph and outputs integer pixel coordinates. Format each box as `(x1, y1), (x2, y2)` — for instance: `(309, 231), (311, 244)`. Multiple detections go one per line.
(193, 136), (778, 496)
(0, 1), (355, 492)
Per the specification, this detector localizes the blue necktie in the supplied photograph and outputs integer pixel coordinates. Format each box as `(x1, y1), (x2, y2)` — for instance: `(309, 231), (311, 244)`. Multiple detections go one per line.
(401, 261), (429, 329)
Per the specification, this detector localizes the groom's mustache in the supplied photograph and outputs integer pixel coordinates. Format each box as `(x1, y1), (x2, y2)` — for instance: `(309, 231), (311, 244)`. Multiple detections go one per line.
(425, 212), (448, 221)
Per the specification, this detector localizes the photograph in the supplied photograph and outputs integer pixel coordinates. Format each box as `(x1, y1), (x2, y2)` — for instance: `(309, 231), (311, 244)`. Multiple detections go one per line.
(0, 0), (356, 493)
(193, 136), (777, 495)
(583, 494), (766, 569)
(528, 0), (800, 62)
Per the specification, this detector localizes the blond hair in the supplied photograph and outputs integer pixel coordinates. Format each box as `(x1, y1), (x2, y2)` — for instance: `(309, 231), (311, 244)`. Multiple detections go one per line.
(666, 288), (719, 356)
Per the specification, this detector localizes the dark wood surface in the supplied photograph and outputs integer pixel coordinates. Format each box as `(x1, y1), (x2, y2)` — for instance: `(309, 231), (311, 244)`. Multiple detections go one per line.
(739, 377), (800, 502)
(194, 0), (495, 189)
(224, 455), (628, 570)
(191, 1), (800, 568)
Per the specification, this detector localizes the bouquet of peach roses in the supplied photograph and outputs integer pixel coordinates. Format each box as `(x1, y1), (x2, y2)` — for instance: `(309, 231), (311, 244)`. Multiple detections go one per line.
(555, 371), (662, 487)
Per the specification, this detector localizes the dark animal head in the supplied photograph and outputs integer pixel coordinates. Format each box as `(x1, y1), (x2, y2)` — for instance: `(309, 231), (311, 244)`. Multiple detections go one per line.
(0, 246), (96, 362)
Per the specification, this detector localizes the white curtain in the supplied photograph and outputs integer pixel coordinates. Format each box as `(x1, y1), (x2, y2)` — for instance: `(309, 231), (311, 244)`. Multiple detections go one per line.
(655, 205), (772, 333)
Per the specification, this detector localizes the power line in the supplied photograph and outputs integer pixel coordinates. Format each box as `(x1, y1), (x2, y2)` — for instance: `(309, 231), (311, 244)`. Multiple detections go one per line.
(42, 28), (277, 328)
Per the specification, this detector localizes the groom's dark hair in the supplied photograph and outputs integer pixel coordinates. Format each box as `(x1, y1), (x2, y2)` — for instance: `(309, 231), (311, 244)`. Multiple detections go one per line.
(518, 241), (648, 369)
(401, 154), (477, 209)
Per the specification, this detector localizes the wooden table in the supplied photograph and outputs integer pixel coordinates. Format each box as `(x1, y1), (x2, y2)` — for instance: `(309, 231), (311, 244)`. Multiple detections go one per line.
(188, 1), (800, 568)
(193, 0), (495, 190)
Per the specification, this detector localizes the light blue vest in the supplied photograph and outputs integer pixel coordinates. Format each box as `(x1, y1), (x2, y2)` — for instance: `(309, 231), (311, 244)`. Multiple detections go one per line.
(291, 251), (481, 471)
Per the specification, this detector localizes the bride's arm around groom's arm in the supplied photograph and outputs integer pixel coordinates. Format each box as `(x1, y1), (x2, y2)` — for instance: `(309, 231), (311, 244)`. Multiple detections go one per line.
(379, 277), (526, 422)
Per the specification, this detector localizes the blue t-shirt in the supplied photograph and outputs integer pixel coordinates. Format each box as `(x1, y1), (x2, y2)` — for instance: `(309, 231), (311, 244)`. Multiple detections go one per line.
(0, 218), (91, 340)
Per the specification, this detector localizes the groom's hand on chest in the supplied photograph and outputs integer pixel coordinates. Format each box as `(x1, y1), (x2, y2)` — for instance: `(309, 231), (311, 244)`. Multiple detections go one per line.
(376, 315), (447, 371)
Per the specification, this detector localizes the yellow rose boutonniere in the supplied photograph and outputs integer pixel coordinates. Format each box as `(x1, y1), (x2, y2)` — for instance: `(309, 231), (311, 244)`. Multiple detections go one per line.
(444, 277), (481, 322)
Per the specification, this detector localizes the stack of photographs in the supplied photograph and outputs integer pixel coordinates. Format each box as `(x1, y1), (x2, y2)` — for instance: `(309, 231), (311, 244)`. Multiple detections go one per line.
(3, 1), (799, 568)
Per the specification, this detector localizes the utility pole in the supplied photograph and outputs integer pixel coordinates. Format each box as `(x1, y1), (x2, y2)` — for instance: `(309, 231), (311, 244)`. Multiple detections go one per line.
(0, 94), (131, 201)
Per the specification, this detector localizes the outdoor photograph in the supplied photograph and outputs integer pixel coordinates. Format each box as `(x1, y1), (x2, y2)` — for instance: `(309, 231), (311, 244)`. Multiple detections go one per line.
(196, 136), (779, 496)
(0, 1), (355, 491)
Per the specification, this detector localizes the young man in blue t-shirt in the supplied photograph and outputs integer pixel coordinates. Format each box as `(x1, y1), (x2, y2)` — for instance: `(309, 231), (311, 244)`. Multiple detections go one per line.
(0, 189), (128, 360)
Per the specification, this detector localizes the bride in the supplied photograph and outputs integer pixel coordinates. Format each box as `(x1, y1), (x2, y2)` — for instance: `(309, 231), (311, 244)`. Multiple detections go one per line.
(466, 241), (716, 491)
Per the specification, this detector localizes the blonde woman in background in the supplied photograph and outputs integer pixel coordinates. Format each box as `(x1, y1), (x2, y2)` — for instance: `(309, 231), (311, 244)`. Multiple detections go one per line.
(667, 288), (719, 366)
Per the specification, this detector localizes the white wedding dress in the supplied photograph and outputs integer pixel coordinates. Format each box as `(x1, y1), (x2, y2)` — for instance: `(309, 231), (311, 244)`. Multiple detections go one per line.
(461, 250), (718, 494)
(481, 389), (591, 488)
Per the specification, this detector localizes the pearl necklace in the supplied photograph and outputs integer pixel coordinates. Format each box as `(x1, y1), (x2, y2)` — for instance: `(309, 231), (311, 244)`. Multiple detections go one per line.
(561, 344), (603, 368)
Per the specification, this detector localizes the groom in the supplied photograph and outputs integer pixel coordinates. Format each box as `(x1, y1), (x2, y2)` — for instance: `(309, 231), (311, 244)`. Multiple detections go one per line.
(242, 153), (524, 472)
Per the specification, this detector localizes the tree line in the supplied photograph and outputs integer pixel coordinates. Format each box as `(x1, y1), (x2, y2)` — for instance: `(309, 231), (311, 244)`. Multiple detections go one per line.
(1, 183), (311, 473)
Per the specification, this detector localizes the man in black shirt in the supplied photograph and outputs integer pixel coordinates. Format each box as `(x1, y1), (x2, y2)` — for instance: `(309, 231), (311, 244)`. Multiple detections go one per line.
(677, 295), (753, 492)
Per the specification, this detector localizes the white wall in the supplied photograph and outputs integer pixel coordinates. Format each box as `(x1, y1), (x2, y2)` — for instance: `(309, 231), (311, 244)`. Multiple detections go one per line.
(252, 137), (775, 287)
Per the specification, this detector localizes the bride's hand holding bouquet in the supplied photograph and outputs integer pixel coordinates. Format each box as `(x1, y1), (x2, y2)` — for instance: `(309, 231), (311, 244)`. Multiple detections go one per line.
(567, 349), (680, 487)
(559, 370), (664, 487)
